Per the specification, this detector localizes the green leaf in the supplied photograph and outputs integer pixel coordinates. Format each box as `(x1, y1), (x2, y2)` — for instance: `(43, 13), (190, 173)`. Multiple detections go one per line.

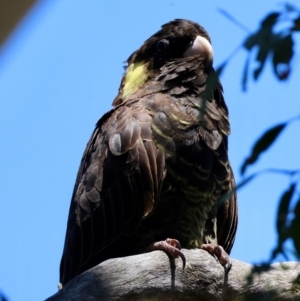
(241, 122), (287, 175)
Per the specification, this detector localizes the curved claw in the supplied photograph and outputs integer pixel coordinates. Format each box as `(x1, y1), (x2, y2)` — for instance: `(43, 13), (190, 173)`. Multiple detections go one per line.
(224, 257), (232, 275)
(146, 238), (186, 268)
(201, 243), (232, 274)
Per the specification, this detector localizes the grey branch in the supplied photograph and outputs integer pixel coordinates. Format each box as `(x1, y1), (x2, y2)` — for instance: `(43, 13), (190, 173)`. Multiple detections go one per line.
(46, 249), (300, 301)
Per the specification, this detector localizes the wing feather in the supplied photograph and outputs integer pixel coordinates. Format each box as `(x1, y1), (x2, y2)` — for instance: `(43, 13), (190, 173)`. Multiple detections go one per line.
(60, 105), (165, 285)
(217, 166), (238, 254)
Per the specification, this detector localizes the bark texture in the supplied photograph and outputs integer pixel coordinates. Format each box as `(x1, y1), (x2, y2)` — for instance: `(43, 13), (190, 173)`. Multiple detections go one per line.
(46, 249), (300, 301)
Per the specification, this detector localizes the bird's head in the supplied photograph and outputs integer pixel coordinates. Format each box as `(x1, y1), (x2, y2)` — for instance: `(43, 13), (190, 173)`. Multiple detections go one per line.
(114, 19), (214, 105)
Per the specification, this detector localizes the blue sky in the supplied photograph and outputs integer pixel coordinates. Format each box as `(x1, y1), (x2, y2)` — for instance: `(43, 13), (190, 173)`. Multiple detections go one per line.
(1, 1), (299, 300)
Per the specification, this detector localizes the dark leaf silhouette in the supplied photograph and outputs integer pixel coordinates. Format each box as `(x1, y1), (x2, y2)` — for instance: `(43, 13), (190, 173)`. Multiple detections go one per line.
(276, 183), (296, 238)
(253, 41), (270, 80)
(261, 12), (280, 27)
(271, 183), (297, 260)
(272, 34), (293, 80)
(290, 197), (300, 258)
(215, 60), (227, 77)
(242, 53), (250, 91)
(220, 6), (298, 87)
(243, 32), (260, 50)
(241, 122), (286, 175)
(218, 173), (258, 206)
(292, 17), (300, 31)
(246, 13), (280, 81)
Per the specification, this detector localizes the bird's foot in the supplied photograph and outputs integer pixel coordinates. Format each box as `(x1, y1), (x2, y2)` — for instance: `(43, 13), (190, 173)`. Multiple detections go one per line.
(201, 243), (232, 274)
(146, 238), (186, 268)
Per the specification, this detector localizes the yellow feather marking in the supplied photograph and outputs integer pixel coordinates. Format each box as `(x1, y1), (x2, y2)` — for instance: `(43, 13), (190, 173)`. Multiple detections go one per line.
(151, 124), (172, 140)
(170, 112), (193, 125)
(122, 62), (147, 100)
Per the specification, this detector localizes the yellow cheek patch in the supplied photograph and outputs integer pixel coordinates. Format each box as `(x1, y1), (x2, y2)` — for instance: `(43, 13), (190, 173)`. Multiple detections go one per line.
(122, 62), (147, 100)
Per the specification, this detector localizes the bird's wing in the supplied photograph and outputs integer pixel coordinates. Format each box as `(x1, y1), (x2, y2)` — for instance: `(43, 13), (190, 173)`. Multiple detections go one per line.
(59, 104), (166, 285)
(216, 165), (238, 254)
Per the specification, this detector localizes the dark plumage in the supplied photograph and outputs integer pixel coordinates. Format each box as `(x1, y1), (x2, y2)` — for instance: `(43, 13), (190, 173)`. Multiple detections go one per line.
(59, 19), (238, 286)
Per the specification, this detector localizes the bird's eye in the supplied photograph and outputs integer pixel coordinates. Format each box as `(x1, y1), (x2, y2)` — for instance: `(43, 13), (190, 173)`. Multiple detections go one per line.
(156, 39), (169, 52)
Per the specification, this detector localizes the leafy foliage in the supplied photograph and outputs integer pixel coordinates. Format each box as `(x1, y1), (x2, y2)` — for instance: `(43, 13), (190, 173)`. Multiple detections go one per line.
(219, 3), (300, 90)
(238, 117), (300, 263)
(219, 3), (300, 263)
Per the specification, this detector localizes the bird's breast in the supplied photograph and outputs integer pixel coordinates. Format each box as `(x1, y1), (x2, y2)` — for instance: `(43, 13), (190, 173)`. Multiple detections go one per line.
(135, 92), (230, 249)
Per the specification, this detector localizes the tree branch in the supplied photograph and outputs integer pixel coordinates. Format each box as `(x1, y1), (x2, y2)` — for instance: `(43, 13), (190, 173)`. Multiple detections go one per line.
(46, 249), (300, 301)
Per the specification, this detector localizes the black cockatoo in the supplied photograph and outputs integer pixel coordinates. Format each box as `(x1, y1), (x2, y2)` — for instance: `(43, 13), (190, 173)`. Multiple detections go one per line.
(59, 19), (238, 286)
